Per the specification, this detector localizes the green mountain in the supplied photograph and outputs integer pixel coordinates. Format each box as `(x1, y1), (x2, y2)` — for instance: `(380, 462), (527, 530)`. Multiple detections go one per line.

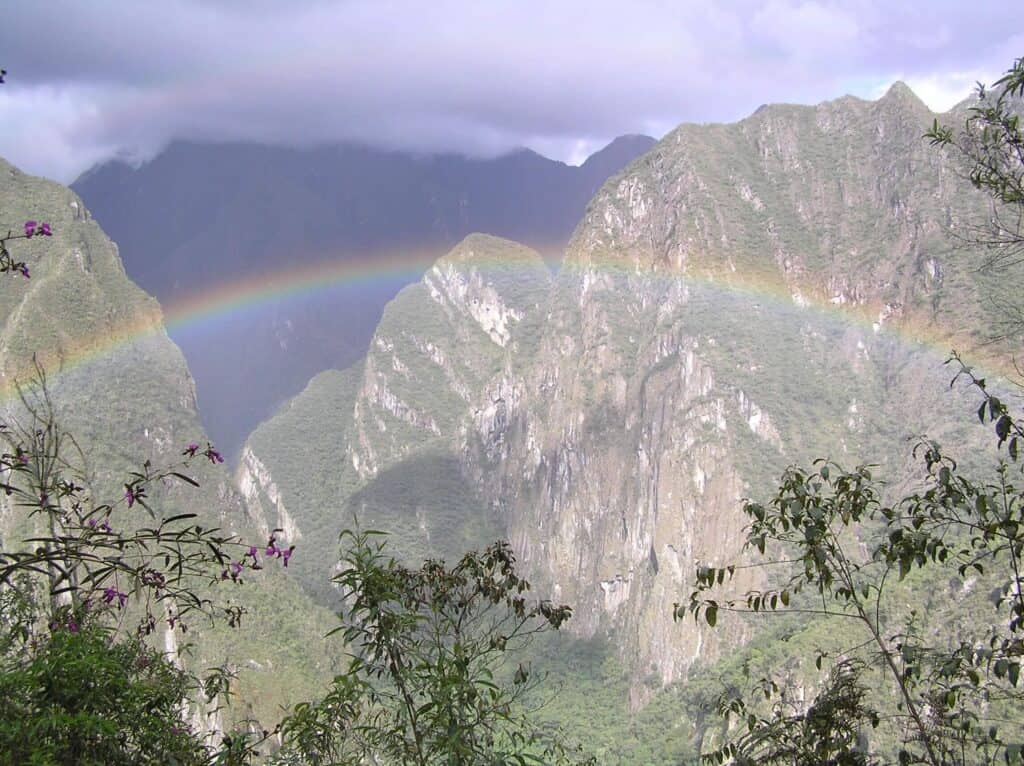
(0, 158), (341, 740)
(238, 84), (1022, 761)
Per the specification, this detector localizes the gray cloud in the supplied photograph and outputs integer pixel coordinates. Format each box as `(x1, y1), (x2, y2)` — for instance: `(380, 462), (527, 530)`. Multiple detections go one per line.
(0, 0), (1020, 182)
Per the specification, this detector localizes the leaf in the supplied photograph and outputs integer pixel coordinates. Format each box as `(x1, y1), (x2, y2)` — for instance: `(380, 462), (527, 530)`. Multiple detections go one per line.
(996, 414), (1013, 442)
(168, 472), (200, 487)
(705, 604), (718, 627)
(162, 513), (198, 525)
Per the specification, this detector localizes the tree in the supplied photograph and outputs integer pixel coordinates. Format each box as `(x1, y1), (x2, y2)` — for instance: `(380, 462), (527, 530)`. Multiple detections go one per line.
(925, 57), (1024, 268)
(682, 56), (1024, 766)
(926, 58), (1024, 346)
(275, 529), (593, 766)
(0, 221), (279, 763)
(0, 620), (208, 765)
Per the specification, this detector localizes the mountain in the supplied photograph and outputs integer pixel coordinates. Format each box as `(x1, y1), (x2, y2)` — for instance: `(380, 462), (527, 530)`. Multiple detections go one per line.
(0, 158), (340, 738)
(71, 136), (656, 456)
(236, 84), (1021, 761)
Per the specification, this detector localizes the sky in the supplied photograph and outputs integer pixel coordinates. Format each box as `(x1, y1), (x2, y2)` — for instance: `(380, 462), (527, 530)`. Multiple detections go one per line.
(0, 0), (1020, 183)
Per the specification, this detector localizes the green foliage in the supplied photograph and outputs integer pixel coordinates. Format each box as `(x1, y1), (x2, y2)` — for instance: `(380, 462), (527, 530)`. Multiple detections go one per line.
(687, 381), (1024, 763)
(708, 660), (878, 766)
(927, 58), (1024, 213)
(276, 529), (592, 766)
(926, 57), (1024, 343)
(0, 622), (207, 765)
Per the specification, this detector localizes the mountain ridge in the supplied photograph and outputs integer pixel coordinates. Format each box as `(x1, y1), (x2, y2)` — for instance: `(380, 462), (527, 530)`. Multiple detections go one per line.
(0, 157), (341, 739)
(72, 135), (656, 456)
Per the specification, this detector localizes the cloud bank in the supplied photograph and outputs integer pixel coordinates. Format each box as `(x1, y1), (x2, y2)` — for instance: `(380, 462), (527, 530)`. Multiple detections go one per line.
(0, 0), (1020, 182)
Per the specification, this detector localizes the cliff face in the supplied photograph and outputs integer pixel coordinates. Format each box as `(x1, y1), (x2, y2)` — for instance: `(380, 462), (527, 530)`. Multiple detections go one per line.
(0, 158), (339, 736)
(239, 84), (1011, 697)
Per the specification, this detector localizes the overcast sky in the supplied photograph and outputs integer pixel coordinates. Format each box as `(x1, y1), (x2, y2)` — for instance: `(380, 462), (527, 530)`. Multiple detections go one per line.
(0, 0), (1020, 183)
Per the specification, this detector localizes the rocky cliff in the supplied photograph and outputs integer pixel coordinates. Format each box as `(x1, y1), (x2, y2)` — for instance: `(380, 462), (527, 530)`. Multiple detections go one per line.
(239, 84), (1012, 709)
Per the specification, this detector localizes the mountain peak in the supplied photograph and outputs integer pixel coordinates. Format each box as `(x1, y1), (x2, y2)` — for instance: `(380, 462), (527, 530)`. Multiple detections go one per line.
(439, 232), (546, 270)
(581, 134), (657, 174)
(879, 80), (930, 112)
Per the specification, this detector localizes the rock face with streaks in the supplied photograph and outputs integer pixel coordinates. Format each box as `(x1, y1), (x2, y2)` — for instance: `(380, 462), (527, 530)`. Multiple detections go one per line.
(239, 84), (1016, 700)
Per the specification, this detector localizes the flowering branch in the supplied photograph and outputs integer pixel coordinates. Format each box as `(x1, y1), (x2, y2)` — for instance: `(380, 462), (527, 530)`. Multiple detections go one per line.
(0, 220), (54, 279)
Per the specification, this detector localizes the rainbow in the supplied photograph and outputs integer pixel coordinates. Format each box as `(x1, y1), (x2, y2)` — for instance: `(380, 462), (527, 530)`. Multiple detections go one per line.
(0, 241), (1004, 404)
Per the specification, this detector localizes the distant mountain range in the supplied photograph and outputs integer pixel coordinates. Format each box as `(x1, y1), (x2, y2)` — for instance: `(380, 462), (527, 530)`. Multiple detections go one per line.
(72, 135), (656, 455)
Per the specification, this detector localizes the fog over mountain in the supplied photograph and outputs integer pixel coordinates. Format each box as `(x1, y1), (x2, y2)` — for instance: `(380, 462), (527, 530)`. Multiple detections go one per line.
(72, 135), (655, 454)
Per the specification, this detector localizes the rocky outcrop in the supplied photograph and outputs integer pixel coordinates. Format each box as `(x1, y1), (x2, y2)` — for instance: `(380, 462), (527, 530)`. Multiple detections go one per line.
(237, 446), (302, 544)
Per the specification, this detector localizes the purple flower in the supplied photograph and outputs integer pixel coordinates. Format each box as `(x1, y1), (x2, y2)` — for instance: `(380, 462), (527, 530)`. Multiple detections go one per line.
(124, 484), (136, 507)
(282, 546), (295, 567)
(230, 560), (244, 576)
(66, 618), (79, 633)
(39, 222), (52, 236)
(102, 587), (128, 608)
(142, 569), (165, 590)
(16, 264), (29, 279)
(204, 445), (224, 464)
(247, 545), (258, 558)
(183, 443), (199, 457)
(23, 220), (36, 238)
